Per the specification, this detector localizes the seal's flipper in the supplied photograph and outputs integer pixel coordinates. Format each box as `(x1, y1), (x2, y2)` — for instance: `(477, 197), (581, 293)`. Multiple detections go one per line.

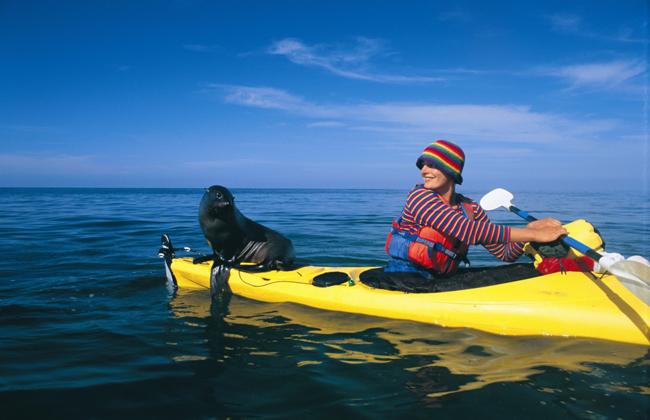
(193, 254), (215, 264)
(159, 234), (178, 289)
(210, 259), (233, 300)
(273, 258), (296, 271)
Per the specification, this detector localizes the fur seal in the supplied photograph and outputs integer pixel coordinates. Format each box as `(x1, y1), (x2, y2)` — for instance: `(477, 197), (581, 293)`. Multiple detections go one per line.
(198, 185), (296, 269)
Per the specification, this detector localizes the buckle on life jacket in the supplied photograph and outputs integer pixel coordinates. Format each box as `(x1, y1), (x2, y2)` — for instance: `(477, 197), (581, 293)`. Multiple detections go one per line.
(431, 241), (469, 272)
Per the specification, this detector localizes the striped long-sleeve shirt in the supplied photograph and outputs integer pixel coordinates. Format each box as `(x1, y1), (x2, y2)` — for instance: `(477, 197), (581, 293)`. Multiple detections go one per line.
(396, 185), (524, 262)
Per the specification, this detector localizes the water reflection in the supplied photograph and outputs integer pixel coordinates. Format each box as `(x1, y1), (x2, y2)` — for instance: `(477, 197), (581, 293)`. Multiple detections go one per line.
(169, 290), (648, 399)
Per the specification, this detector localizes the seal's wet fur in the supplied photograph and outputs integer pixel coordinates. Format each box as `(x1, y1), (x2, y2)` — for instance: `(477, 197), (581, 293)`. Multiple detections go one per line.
(199, 185), (296, 269)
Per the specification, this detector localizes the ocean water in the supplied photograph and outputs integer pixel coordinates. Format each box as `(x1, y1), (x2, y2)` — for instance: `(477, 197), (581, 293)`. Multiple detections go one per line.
(0, 187), (648, 418)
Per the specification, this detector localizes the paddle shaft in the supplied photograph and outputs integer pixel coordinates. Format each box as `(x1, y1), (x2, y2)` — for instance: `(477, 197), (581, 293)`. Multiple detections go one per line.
(507, 205), (603, 262)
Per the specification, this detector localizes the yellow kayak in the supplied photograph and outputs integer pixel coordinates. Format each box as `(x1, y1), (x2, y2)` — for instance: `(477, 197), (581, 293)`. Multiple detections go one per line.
(165, 257), (649, 346)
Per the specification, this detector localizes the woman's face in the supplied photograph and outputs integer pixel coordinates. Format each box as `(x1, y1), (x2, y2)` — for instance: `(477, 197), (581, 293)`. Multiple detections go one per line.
(420, 163), (453, 191)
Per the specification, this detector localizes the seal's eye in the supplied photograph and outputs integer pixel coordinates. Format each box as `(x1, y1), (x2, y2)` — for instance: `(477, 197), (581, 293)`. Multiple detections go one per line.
(215, 192), (223, 200)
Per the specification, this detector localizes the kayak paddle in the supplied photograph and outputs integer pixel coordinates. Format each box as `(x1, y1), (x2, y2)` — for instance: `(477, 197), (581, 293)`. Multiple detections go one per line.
(480, 188), (649, 304)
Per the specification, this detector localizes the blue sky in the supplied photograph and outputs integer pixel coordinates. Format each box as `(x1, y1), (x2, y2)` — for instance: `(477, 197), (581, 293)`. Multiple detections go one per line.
(1, 0), (648, 191)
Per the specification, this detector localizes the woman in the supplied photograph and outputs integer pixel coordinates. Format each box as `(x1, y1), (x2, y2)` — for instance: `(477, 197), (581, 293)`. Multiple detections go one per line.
(385, 140), (567, 278)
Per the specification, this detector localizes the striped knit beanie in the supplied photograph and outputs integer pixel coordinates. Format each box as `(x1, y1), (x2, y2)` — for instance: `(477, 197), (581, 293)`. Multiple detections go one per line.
(416, 140), (465, 184)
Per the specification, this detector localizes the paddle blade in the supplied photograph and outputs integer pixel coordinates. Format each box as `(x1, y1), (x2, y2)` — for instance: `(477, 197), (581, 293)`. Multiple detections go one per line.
(608, 260), (650, 306)
(480, 188), (514, 211)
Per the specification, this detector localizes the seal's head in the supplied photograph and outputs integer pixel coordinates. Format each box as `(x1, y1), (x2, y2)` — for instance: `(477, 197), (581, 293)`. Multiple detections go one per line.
(200, 185), (235, 214)
(199, 185), (239, 250)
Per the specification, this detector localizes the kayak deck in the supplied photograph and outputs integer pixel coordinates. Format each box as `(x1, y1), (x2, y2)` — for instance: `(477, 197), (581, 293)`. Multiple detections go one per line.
(168, 258), (650, 346)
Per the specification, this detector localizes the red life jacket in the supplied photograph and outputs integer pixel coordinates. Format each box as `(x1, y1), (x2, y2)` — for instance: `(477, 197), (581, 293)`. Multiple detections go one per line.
(385, 200), (474, 274)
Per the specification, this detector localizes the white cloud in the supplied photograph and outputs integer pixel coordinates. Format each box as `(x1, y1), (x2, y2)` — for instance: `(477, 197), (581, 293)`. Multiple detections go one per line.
(307, 121), (346, 128)
(546, 14), (582, 32)
(545, 13), (646, 44)
(183, 44), (221, 53)
(0, 153), (163, 179)
(1, 124), (58, 133)
(438, 8), (471, 23)
(183, 158), (278, 168)
(267, 38), (441, 83)
(217, 85), (333, 118)
(543, 60), (646, 89)
(0, 153), (99, 173)
(216, 85), (619, 145)
(465, 147), (534, 158)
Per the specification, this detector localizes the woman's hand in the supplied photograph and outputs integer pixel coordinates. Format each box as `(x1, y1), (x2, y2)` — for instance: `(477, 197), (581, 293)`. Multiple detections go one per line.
(528, 225), (568, 243)
(510, 224), (568, 243)
(526, 218), (562, 230)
